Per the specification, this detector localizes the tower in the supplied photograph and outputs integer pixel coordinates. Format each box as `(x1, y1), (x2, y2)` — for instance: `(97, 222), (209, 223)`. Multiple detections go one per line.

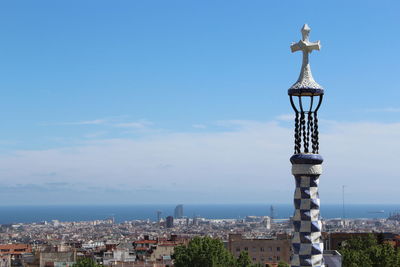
(270, 205), (275, 220)
(166, 216), (174, 228)
(288, 24), (325, 267)
(174, 204), (184, 219)
(156, 210), (162, 225)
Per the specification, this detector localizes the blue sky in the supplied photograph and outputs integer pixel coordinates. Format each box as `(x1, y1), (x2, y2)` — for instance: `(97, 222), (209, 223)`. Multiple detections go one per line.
(0, 1), (399, 205)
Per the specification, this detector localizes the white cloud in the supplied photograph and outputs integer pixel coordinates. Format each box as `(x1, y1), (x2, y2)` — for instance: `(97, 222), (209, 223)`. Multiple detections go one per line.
(114, 120), (153, 129)
(276, 114), (294, 121)
(364, 107), (400, 113)
(192, 124), (207, 129)
(60, 119), (108, 125)
(1, 119), (400, 204)
(84, 131), (108, 139)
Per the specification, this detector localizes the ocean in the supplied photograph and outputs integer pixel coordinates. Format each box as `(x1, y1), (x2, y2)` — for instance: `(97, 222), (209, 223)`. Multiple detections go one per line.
(0, 204), (398, 224)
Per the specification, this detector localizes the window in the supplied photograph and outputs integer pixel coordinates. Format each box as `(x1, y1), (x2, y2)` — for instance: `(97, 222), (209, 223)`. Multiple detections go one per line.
(277, 247), (280, 252)
(260, 247), (264, 252)
(277, 256), (280, 260)
(244, 247), (248, 251)
(252, 258), (256, 261)
(269, 247), (272, 251)
(236, 247), (240, 252)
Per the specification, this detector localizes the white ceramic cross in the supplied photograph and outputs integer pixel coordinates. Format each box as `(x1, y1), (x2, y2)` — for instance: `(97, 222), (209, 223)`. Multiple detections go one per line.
(289, 24), (323, 91)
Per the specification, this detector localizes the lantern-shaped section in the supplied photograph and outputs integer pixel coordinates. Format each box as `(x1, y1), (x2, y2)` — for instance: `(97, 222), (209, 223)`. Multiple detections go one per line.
(288, 24), (324, 155)
(289, 90), (323, 154)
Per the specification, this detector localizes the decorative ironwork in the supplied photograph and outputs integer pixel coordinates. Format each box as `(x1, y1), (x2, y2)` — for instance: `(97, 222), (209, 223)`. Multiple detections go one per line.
(289, 95), (323, 154)
(288, 24), (324, 154)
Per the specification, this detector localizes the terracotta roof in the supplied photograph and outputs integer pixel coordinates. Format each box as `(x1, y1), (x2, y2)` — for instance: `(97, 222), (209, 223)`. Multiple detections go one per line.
(135, 247), (148, 251)
(0, 244), (30, 249)
(0, 244), (32, 255)
(135, 240), (157, 244)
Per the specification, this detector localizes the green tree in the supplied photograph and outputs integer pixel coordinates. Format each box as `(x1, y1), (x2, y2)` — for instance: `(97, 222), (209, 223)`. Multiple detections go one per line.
(236, 251), (252, 267)
(277, 261), (290, 267)
(340, 235), (375, 267)
(72, 258), (101, 267)
(173, 236), (273, 267)
(376, 243), (399, 267)
(173, 236), (237, 267)
(235, 251), (263, 267)
(339, 234), (400, 267)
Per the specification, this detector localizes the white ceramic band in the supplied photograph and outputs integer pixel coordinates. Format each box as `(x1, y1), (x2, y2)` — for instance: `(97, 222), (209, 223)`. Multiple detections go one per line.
(292, 164), (322, 175)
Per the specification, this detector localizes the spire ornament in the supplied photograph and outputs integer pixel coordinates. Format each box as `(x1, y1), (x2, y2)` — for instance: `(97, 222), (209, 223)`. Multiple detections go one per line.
(288, 24), (325, 267)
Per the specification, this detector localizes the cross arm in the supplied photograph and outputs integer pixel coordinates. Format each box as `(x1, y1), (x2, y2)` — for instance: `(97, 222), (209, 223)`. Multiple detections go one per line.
(307, 40), (321, 52)
(290, 42), (302, 53)
(290, 40), (321, 53)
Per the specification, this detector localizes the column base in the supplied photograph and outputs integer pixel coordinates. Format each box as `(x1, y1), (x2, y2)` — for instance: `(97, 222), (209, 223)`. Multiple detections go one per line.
(291, 153), (324, 267)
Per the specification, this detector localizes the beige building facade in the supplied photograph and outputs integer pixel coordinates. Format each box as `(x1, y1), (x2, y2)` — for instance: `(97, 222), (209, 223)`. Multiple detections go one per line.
(228, 234), (291, 265)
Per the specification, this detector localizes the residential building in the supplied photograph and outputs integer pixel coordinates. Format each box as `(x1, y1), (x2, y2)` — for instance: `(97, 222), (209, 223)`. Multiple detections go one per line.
(39, 251), (76, 267)
(228, 234), (290, 265)
(166, 216), (174, 228)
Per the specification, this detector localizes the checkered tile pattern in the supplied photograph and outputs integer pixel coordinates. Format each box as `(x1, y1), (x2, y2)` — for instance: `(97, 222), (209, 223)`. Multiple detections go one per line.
(291, 175), (324, 267)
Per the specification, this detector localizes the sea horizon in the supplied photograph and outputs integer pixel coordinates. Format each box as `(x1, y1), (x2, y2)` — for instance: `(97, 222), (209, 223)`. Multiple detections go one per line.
(1, 203), (399, 224)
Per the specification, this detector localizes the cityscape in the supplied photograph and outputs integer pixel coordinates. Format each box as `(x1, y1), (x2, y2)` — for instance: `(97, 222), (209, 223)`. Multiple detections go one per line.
(2, 204), (400, 267)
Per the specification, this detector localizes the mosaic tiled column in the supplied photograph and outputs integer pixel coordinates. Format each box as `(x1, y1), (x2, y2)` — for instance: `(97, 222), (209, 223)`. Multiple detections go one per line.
(290, 154), (324, 267)
(287, 24), (325, 267)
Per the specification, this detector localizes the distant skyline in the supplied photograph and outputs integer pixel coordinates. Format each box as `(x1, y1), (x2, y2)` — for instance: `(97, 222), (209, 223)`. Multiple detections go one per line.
(0, 204), (394, 224)
(0, 1), (399, 204)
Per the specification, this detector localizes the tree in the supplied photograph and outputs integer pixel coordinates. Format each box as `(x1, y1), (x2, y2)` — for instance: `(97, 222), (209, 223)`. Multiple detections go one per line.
(236, 251), (252, 267)
(235, 251), (264, 267)
(173, 236), (237, 267)
(277, 261), (290, 267)
(173, 236), (267, 267)
(72, 258), (101, 267)
(339, 234), (400, 267)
